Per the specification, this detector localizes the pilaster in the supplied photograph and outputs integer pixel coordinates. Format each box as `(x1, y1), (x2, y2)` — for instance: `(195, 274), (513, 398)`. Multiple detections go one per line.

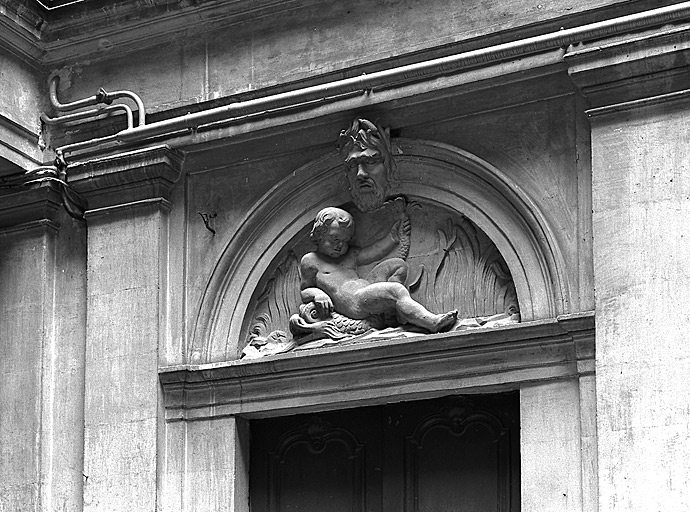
(69, 145), (183, 512)
(0, 183), (87, 512)
(568, 22), (690, 511)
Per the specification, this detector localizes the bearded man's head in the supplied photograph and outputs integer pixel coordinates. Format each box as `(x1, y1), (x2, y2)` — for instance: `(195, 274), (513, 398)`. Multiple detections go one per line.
(337, 118), (397, 212)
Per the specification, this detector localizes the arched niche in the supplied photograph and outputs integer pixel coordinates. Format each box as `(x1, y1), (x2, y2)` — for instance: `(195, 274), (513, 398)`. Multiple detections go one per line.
(189, 139), (571, 363)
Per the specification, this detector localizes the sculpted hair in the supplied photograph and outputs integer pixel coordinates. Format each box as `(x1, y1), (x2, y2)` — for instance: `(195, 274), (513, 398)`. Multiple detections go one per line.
(310, 207), (354, 244)
(337, 118), (398, 186)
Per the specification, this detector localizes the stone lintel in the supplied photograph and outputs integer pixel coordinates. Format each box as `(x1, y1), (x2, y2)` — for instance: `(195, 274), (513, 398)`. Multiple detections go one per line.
(566, 23), (690, 111)
(69, 145), (184, 211)
(0, 182), (63, 229)
(160, 312), (595, 421)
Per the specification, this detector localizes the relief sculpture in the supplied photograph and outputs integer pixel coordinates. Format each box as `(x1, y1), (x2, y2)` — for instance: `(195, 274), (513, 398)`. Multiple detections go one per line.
(242, 118), (520, 359)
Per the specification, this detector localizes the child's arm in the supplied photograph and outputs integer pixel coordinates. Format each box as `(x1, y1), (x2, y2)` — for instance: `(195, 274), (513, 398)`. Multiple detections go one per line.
(300, 253), (334, 315)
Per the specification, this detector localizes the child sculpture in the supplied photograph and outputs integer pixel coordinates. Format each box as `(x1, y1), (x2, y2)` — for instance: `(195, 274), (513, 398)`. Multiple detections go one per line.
(299, 207), (458, 334)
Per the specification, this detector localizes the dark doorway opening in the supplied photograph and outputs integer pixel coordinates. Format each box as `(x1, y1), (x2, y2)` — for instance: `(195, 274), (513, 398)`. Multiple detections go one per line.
(250, 392), (520, 512)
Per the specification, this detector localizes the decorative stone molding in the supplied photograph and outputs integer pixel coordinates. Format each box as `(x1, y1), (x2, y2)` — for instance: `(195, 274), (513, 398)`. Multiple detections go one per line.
(0, 182), (63, 229)
(566, 22), (690, 113)
(68, 145), (184, 211)
(189, 139), (571, 364)
(161, 312), (594, 420)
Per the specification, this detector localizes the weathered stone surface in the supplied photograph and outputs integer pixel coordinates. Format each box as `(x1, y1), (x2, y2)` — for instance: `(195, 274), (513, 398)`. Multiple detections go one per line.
(0, 205), (86, 512)
(161, 313), (594, 419)
(521, 380), (584, 512)
(160, 416), (249, 512)
(83, 201), (169, 512)
(591, 98), (690, 510)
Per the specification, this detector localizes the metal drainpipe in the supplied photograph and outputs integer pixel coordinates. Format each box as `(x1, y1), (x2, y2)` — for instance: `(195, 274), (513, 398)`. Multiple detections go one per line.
(48, 76), (146, 126)
(42, 104), (134, 130)
(57, 133), (121, 157)
(112, 1), (690, 146)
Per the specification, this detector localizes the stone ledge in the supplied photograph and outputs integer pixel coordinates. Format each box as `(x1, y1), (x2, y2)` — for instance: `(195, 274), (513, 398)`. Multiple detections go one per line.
(0, 182), (62, 229)
(68, 145), (184, 210)
(566, 23), (690, 109)
(160, 311), (594, 420)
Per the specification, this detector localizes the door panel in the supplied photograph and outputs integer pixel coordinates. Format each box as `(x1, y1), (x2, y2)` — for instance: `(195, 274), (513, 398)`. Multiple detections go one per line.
(251, 393), (519, 512)
(251, 409), (382, 512)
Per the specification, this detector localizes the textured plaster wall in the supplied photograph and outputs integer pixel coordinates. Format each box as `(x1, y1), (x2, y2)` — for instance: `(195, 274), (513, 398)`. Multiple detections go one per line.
(0, 51), (46, 168)
(0, 51), (44, 133)
(592, 100), (690, 510)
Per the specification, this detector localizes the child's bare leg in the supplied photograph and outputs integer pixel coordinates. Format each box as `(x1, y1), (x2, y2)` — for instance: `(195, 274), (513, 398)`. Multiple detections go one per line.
(396, 295), (458, 333)
(365, 257), (408, 285)
(356, 282), (456, 333)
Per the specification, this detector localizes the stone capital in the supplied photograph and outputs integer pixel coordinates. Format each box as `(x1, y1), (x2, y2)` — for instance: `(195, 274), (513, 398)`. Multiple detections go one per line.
(0, 182), (64, 230)
(566, 22), (690, 114)
(69, 145), (184, 211)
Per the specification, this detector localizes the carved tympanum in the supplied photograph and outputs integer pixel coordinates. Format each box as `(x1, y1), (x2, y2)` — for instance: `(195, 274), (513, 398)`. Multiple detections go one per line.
(242, 201), (519, 358)
(240, 119), (520, 359)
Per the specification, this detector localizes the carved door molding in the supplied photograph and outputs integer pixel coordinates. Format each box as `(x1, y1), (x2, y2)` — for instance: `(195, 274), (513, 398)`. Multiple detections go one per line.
(267, 416), (366, 512)
(402, 399), (512, 512)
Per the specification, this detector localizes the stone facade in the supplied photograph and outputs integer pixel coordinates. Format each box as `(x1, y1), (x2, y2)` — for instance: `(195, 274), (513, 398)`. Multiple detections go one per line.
(1, 0), (689, 510)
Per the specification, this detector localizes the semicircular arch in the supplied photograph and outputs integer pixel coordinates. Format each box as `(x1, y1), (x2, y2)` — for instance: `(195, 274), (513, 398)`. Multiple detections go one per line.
(189, 139), (570, 363)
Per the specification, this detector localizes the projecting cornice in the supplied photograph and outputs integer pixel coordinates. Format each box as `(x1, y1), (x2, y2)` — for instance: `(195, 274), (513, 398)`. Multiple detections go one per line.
(1, 0), (326, 67)
(0, 3), (44, 65)
(2, 0), (690, 70)
(566, 21), (690, 113)
(160, 312), (595, 420)
(67, 144), (183, 211)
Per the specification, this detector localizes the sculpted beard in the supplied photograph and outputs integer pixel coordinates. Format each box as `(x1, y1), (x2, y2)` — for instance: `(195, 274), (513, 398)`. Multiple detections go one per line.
(348, 175), (388, 213)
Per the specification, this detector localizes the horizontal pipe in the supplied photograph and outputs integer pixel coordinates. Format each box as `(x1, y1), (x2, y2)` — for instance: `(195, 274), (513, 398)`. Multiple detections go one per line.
(58, 133), (120, 156)
(42, 104), (134, 129)
(26, 166), (59, 175)
(115, 1), (690, 145)
(35, 0), (86, 10)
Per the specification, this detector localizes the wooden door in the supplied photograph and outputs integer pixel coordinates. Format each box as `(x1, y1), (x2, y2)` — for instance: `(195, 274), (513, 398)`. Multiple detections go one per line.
(250, 393), (520, 512)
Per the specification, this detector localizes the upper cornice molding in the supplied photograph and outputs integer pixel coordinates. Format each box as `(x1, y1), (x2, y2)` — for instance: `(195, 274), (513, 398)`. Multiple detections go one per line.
(566, 21), (690, 112)
(68, 144), (184, 210)
(1, 0), (324, 66)
(0, 2), (44, 65)
(1, 0), (688, 69)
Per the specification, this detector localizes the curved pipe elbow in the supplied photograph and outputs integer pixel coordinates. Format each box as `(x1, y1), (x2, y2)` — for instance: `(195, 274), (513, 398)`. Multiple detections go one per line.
(106, 91), (146, 126)
(48, 76), (146, 125)
(49, 76), (102, 112)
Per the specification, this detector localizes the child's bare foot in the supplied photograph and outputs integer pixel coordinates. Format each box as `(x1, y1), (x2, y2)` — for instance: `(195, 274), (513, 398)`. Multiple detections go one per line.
(430, 309), (458, 333)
